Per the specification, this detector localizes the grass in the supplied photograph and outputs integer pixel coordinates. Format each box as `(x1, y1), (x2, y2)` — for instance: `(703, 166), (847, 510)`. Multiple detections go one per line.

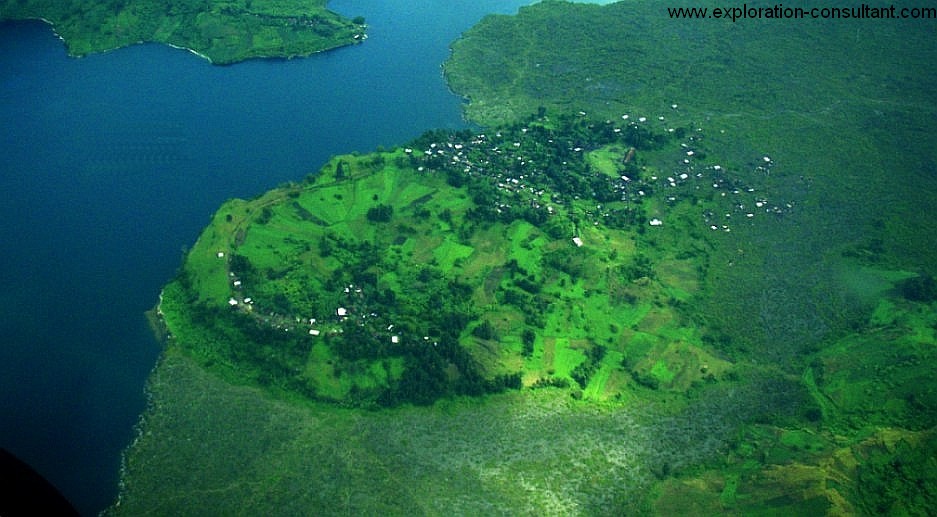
(583, 349), (622, 399)
(432, 238), (474, 273)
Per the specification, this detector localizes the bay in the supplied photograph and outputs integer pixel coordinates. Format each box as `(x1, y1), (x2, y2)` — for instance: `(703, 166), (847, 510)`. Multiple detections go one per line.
(0, 1), (534, 513)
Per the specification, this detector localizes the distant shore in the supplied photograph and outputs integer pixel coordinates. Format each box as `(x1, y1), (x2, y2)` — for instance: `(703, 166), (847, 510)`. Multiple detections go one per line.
(27, 17), (216, 62)
(2, 2), (366, 65)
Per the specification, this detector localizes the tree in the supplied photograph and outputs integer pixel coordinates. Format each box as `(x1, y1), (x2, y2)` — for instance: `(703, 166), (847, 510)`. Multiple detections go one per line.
(366, 204), (393, 222)
(522, 329), (536, 356)
(472, 320), (499, 340)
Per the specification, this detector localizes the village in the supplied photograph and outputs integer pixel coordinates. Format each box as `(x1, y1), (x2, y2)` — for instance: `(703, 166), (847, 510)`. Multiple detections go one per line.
(400, 110), (795, 235)
(215, 109), (796, 356)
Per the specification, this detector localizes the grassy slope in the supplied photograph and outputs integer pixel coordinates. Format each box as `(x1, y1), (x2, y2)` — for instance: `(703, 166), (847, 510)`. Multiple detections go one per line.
(112, 0), (937, 514)
(161, 122), (749, 407)
(445, 0), (937, 513)
(0, 0), (366, 63)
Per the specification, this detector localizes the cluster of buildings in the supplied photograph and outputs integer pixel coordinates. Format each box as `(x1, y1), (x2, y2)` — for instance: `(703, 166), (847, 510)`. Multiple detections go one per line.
(405, 112), (795, 236)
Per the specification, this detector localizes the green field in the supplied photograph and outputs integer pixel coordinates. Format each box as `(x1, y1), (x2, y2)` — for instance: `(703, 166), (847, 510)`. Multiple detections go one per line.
(112, 0), (937, 513)
(0, 0), (366, 63)
(157, 115), (756, 408)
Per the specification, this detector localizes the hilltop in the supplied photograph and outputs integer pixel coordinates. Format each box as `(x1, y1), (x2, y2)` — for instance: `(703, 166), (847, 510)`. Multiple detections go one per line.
(160, 112), (771, 408)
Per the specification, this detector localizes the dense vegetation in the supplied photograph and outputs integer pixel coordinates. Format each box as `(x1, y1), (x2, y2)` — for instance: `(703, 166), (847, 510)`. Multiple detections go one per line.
(152, 108), (937, 513)
(161, 111), (768, 408)
(113, 0), (937, 514)
(0, 0), (366, 63)
(441, 1), (937, 514)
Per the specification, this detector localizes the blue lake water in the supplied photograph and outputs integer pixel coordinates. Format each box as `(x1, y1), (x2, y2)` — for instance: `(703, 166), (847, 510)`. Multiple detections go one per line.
(0, 1), (534, 513)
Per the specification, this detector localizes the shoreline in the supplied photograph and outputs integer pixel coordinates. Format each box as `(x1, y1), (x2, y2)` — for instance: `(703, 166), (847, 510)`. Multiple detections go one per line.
(110, 296), (171, 514)
(163, 42), (213, 64)
(8, 16), (363, 65)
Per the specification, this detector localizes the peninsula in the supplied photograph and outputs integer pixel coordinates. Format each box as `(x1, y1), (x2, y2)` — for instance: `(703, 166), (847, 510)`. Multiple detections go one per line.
(111, 0), (937, 514)
(0, 0), (366, 63)
(156, 112), (747, 408)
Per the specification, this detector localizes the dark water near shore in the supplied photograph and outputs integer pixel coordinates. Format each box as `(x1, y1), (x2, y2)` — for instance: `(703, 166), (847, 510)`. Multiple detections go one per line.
(0, 1), (533, 513)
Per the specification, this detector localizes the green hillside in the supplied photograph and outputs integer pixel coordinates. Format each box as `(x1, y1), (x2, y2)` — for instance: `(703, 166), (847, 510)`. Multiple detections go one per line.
(0, 0), (366, 63)
(159, 113), (755, 408)
(119, 110), (833, 514)
(112, 1), (937, 514)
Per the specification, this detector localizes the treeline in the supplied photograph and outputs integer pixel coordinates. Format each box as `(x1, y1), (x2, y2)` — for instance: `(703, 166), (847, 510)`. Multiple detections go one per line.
(571, 344), (607, 389)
